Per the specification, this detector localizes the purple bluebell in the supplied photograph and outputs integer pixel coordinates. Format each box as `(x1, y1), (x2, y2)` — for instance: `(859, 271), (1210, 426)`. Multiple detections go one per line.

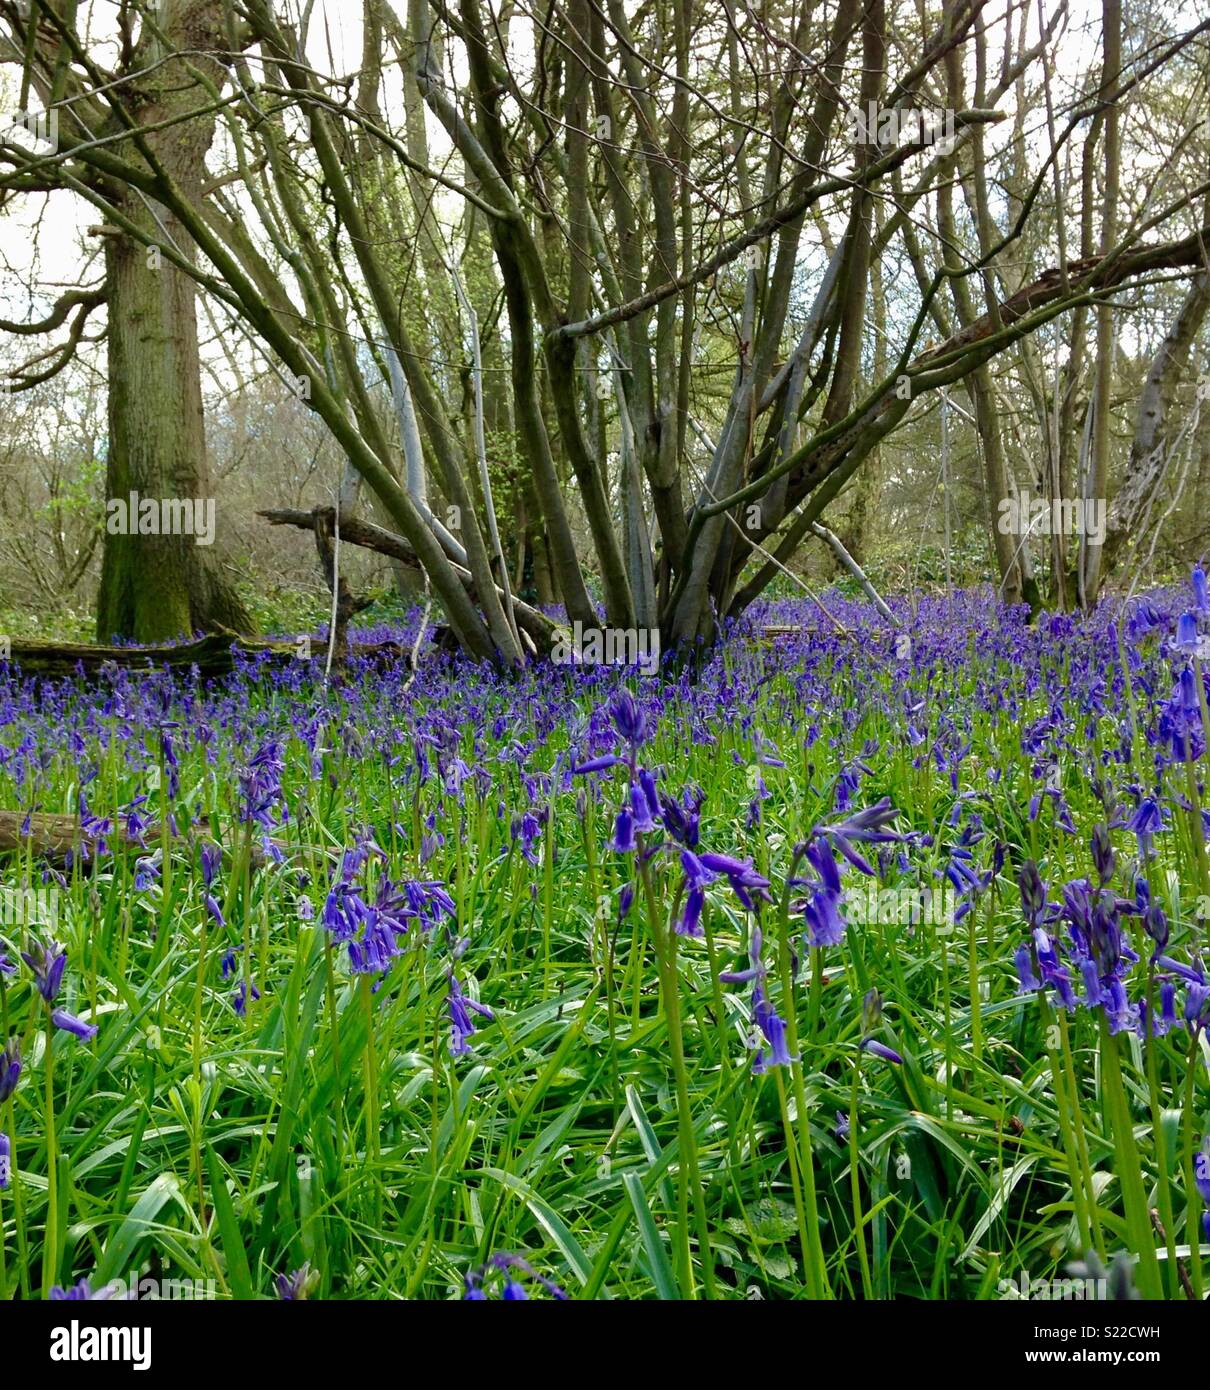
(0, 1040), (20, 1102)
(1090, 824), (1115, 887)
(698, 852), (771, 910)
(610, 807), (636, 853)
(133, 851), (161, 892)
(676, 887), (706, 938)
(275, 1262), (317, 1300)
(608, 689), (649, 748)
(21, 937), (66, 1003)
(1126, 798), (1163, 859)
(232, 979), (260, 1015)
(800, 839), (848, 948)
(51, 1009), (97, 1042)
(720, 928), (795, 1073)
(464, 1252), (568, 1300)
(49, 1278), (122, 1301)
(1175, 612), (1200, 654)
(447, 970), (494, 1057)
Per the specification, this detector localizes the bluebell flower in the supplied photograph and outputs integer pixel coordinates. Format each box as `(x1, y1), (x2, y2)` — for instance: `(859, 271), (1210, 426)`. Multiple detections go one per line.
(447, 970), (494, 1057)
(1175, 612), (1200, 654)
(628, 781), (658, 833)
(275, 1262), (318, 1300)
(1126, 798), (1163, 859)
(464, 1253), (568, 1300)
(720, 928), (795, 1073)
(676, 887), (706, 938)
(1015, 943), (1042, 992)
(1158, 666), (1206, 760)
(698, 852), (771, 910)
(0, 1040), (20, 1102)
(239, 739), (286, 829)
(49, 1278), (122, 1300)
(1090, 824), (1115, 887)
(800, 839), (847, 947)
(0, 1132), (10, 1190)
(680, 849), (715, 892)
(232, 980), (260, 1015)
(610, 807), (636, 853)
(51, 1009), (97, 1042)
(750, 981), (795, 1073)
(200, 841), (221, 889)
(658, 787), (704, 848)
(1017, 861), (1049, 931)
(133, 850), (161, 892)
(573, 754), (626, 775)
(609, 688), (649, 748)
(510, 811), (545, 865)
(813, 797), (905, 875)
(21, 937), (66, 1003)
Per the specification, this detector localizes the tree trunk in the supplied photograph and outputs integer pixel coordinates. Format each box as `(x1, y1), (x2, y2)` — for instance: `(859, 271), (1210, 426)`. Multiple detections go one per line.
(95, 10), (252, 642)
(1101, 271), (1210, 576)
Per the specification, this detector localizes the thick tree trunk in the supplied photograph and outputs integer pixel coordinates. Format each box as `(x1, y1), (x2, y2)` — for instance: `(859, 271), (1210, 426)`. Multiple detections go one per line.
(97, 192), (253, 642)
(1080, 0), (1122, 604)
(1101, 271), (1210, 576)
(95, 9), (252, 643)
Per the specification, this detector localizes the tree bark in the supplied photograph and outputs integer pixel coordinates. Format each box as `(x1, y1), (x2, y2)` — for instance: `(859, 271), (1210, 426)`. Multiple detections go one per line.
(95, 5), (253, 642)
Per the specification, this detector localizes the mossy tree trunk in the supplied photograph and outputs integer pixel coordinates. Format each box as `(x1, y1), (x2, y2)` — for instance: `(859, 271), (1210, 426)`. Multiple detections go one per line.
(95, 4), (253, 643)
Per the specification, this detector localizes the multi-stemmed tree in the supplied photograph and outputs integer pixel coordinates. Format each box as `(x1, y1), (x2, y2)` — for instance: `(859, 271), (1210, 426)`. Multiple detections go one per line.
(1, 0), (1207, 653)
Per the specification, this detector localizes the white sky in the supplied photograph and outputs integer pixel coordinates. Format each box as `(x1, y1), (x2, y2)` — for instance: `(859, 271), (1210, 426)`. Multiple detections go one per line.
(0, 0), (1203, 393)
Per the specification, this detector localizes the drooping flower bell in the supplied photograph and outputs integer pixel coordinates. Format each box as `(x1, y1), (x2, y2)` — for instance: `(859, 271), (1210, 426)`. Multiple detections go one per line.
(275, 1262), (319, 1300)
(1126, 798), (1163, 859)
(800, 839), (848, 948)
(858, 987), (903, 1064)
(1089, 824), (1114, 887)
(1174, 612), (1201, 655)
(447, 970), (494, 1058)
(1017, 861), (1049, 931)
(720, 927), (796, 1074)
(21, 937), (66, 1003)
(0, 1040), (20, 1103)
(463, 1252), (568, 1300)
(608, 688), (649, 749)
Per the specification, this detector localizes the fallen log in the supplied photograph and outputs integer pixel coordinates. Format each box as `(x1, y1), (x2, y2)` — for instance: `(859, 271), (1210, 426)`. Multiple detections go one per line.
(258, 507), (562, 655)
(1, 631), (298, 681)
(0, 810), (279, 868)
(1, 629), (420, 683)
